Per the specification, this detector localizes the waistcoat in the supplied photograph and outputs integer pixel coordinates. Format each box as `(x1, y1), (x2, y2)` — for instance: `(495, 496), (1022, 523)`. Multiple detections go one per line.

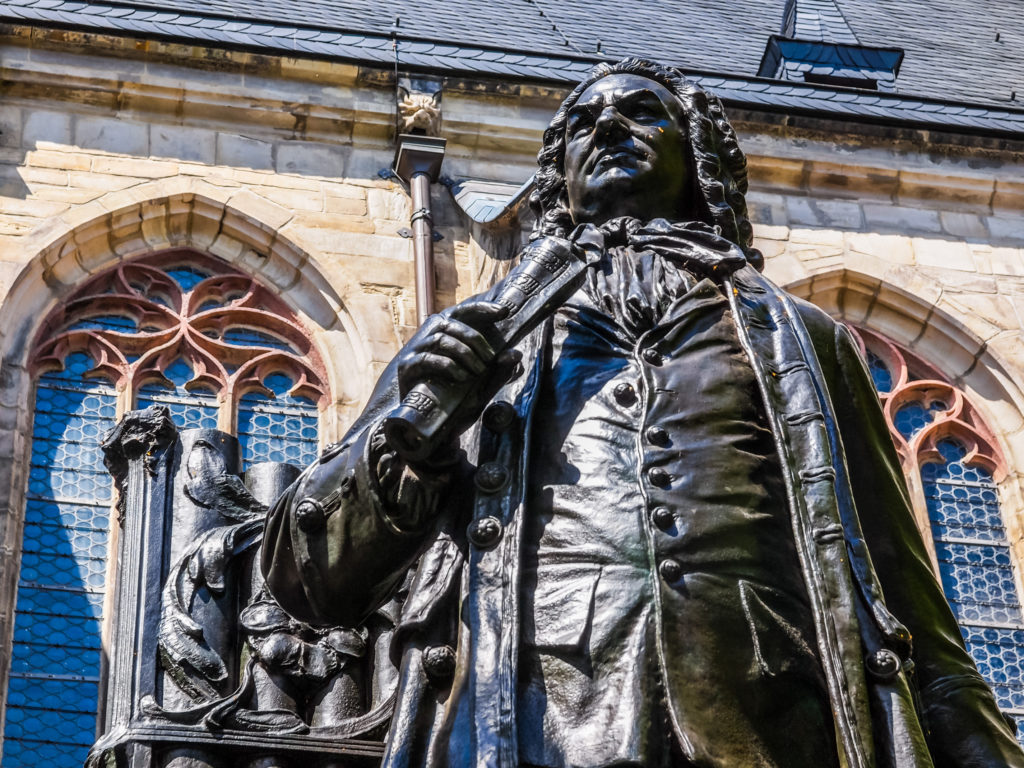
(516, 279), (837, 767)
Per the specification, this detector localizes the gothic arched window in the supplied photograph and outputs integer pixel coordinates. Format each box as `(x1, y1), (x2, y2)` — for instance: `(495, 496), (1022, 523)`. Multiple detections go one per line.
(853, 326), (1024, 738)
(1, 251), (327, 767)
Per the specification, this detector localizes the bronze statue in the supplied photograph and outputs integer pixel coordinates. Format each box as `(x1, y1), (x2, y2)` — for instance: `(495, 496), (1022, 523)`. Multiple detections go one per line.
(262, 58), (1024, 767)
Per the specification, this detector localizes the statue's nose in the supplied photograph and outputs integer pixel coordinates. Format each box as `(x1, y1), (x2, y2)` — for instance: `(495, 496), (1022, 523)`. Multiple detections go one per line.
(594, 105), (629, 142)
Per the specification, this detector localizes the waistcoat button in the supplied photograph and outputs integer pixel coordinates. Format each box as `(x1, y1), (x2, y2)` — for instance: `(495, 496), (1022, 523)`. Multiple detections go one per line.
(651, 506), (674, 531)
(474, 462), (510, 493)
(467, 515), (503, 548)
(659, 558), (683, 582)
(295, 498), (326, 532)
(642, 348), (663, 365)
(648, 467), (671, 487)
(645, 425), (669, 445)
(613, 382), (637, 405)
(482, 401), (517, 432)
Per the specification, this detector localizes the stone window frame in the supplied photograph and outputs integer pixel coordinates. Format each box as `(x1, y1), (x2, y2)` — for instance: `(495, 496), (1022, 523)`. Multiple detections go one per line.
(2, 249), (330, 765)
(0, 181), (381, 754)
(848, 324), (1007, 564)
(30, 248), (330, 430)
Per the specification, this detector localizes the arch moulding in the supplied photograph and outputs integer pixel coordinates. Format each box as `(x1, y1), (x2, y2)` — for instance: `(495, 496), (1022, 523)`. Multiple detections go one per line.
(785, 267), (1024, 576)
(0, 178), (385, 727)
(1, 177), (380, 425)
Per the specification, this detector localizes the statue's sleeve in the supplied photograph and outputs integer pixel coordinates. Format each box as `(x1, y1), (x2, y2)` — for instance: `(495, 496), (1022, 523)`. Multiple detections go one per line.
(828, 321), (1024, 766)
(261, 386), (457, 628)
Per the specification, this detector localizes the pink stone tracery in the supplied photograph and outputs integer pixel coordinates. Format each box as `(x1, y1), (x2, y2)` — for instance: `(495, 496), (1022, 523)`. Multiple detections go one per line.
(848, 325), (1005, 482)
(31, 250), (328, 408)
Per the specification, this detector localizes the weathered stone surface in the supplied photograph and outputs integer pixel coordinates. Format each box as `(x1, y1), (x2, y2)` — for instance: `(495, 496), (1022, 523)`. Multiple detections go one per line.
(276, 141), (348, 177)
(987, 215), (1024, 243)
(152, 126), (217, 165)
(863, 203), (942, 234)
(786, 198), (864, 230)
(0, 106), (22, 149)
(22, 110), (71, 146)
(845, 233), (914, 265)
(940, 211), (987, 240)
(75, 117), (149, 156)
(912, 237), (975, 272)
(217, 133), (273, 169)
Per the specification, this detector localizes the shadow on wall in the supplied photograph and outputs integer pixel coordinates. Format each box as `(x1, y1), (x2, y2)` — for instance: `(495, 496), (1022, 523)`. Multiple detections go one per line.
(0, 100), (387, 206)
(746, 190), (1023, 249)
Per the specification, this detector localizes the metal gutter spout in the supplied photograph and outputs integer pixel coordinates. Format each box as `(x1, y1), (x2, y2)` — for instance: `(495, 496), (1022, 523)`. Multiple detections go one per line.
(392, 134), (447, 325)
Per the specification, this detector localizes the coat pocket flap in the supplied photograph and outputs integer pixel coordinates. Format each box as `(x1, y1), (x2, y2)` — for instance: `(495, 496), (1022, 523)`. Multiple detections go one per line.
(524, 567), (599, 652)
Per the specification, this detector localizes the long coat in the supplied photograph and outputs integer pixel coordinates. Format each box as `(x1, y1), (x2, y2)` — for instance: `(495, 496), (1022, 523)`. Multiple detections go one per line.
(262, 262), (1024, 768)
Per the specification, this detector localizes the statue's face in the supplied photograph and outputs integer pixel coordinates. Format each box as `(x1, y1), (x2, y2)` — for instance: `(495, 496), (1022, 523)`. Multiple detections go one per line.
(564, 73), (692, 226)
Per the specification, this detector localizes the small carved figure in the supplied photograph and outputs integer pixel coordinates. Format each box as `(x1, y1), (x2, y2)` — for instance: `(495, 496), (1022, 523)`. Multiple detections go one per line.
(398, 87), (442, 136)
(263, 58), (1024, 767)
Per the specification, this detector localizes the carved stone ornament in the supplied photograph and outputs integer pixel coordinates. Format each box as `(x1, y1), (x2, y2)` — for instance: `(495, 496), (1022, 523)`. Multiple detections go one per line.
(397, 86), (442, 136)
(101, 404), (177, 521)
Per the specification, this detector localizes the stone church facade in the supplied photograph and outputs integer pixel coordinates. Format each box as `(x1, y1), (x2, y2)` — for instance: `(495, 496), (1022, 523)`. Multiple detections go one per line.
(0, 0), (1022, 764)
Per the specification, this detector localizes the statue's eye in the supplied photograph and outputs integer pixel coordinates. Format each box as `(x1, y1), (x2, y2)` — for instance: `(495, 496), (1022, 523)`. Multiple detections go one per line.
(566, 111), (593, 138)
(628, 103), (661, 123)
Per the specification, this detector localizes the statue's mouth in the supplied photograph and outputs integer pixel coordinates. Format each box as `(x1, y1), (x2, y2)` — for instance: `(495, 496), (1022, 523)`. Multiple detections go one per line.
(592, 147), (643, 171)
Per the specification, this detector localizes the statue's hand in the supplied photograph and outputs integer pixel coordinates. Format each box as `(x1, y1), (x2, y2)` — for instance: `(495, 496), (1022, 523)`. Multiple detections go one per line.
(394, 300), (521, 448)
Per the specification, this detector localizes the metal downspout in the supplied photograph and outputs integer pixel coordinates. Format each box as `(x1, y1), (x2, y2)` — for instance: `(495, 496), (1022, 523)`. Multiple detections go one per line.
(392, 134), (447, 325)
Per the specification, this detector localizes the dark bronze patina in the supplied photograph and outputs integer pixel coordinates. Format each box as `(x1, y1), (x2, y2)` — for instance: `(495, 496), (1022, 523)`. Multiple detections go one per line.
(263, 58), (1024, 767)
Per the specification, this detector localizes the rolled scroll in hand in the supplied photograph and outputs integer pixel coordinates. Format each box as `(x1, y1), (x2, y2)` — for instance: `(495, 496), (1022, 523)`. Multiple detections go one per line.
(384, 228), (603, 462)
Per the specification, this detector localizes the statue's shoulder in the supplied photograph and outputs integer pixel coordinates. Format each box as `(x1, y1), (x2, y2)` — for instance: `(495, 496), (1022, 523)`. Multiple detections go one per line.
(739, 268), (840, 344)
(788, 293), (840, 340)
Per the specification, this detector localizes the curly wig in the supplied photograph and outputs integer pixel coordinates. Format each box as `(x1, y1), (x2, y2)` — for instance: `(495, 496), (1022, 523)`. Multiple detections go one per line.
(529, 57), (762, 269)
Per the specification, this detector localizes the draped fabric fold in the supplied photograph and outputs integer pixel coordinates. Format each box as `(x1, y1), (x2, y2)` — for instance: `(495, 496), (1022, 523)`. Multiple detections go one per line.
(570, 217), (748, 337)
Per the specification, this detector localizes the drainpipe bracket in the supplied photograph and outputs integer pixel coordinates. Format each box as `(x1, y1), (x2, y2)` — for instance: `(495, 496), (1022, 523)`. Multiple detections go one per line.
(392, 134), (447, 184)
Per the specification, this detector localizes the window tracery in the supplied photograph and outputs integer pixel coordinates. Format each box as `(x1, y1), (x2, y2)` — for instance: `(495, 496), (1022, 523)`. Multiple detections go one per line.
(2, 251), (328, 767)
(851, 325), (1024, 739)
(33, 250), (327, 422)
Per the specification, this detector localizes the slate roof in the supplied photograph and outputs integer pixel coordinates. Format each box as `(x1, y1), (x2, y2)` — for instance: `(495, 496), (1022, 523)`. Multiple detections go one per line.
(1, 0), (1022, 137)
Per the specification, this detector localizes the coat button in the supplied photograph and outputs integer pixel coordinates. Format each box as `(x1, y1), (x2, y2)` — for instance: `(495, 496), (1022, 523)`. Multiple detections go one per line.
(659, 559), (682, 582)
(865, 649), (901, 682)
(423, 644), (457, 683)
(482, 401), (517, 432)
(613, 382), (637, 405)
(648, 467), (671, 487)
(295, 498), (325, 532)
(645, 426), (669, 445)
(651, 506), (674, 531)
(474, 462), (510, 493)
(642, 348), (663, 365)
(467, 515), (503, 548)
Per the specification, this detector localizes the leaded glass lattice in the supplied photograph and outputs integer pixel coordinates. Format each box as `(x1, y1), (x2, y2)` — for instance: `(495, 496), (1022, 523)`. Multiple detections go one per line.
(924, 440), (1024, 733)
(237, 373), (319, 469)
(853, 324), (1024, 742)
(1, 353), (114, 768)
(3, 251), (330, 766)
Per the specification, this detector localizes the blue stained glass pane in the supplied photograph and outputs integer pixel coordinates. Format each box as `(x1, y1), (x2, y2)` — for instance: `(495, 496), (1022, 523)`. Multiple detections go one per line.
(10, 640), (102, 678)
(138, 359), (219, 431)
(165, 266), (210, 291)
(237, 375), (318, 470)
(66, 314), (137, 333)
(14, 585), (104, 619)
(866, 350), (893, 393)
(5, 676), (98, 711)
(894, 400), (947, 440)
(919, 439), (1024, 736)
(4, 705), (97, 744)
(222, 327), (295, 351)
(2, 354), (114, 768)
(865, 347), (1024, 738)
(163, 358), (196, 387)
(2, 737), (92, 768)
